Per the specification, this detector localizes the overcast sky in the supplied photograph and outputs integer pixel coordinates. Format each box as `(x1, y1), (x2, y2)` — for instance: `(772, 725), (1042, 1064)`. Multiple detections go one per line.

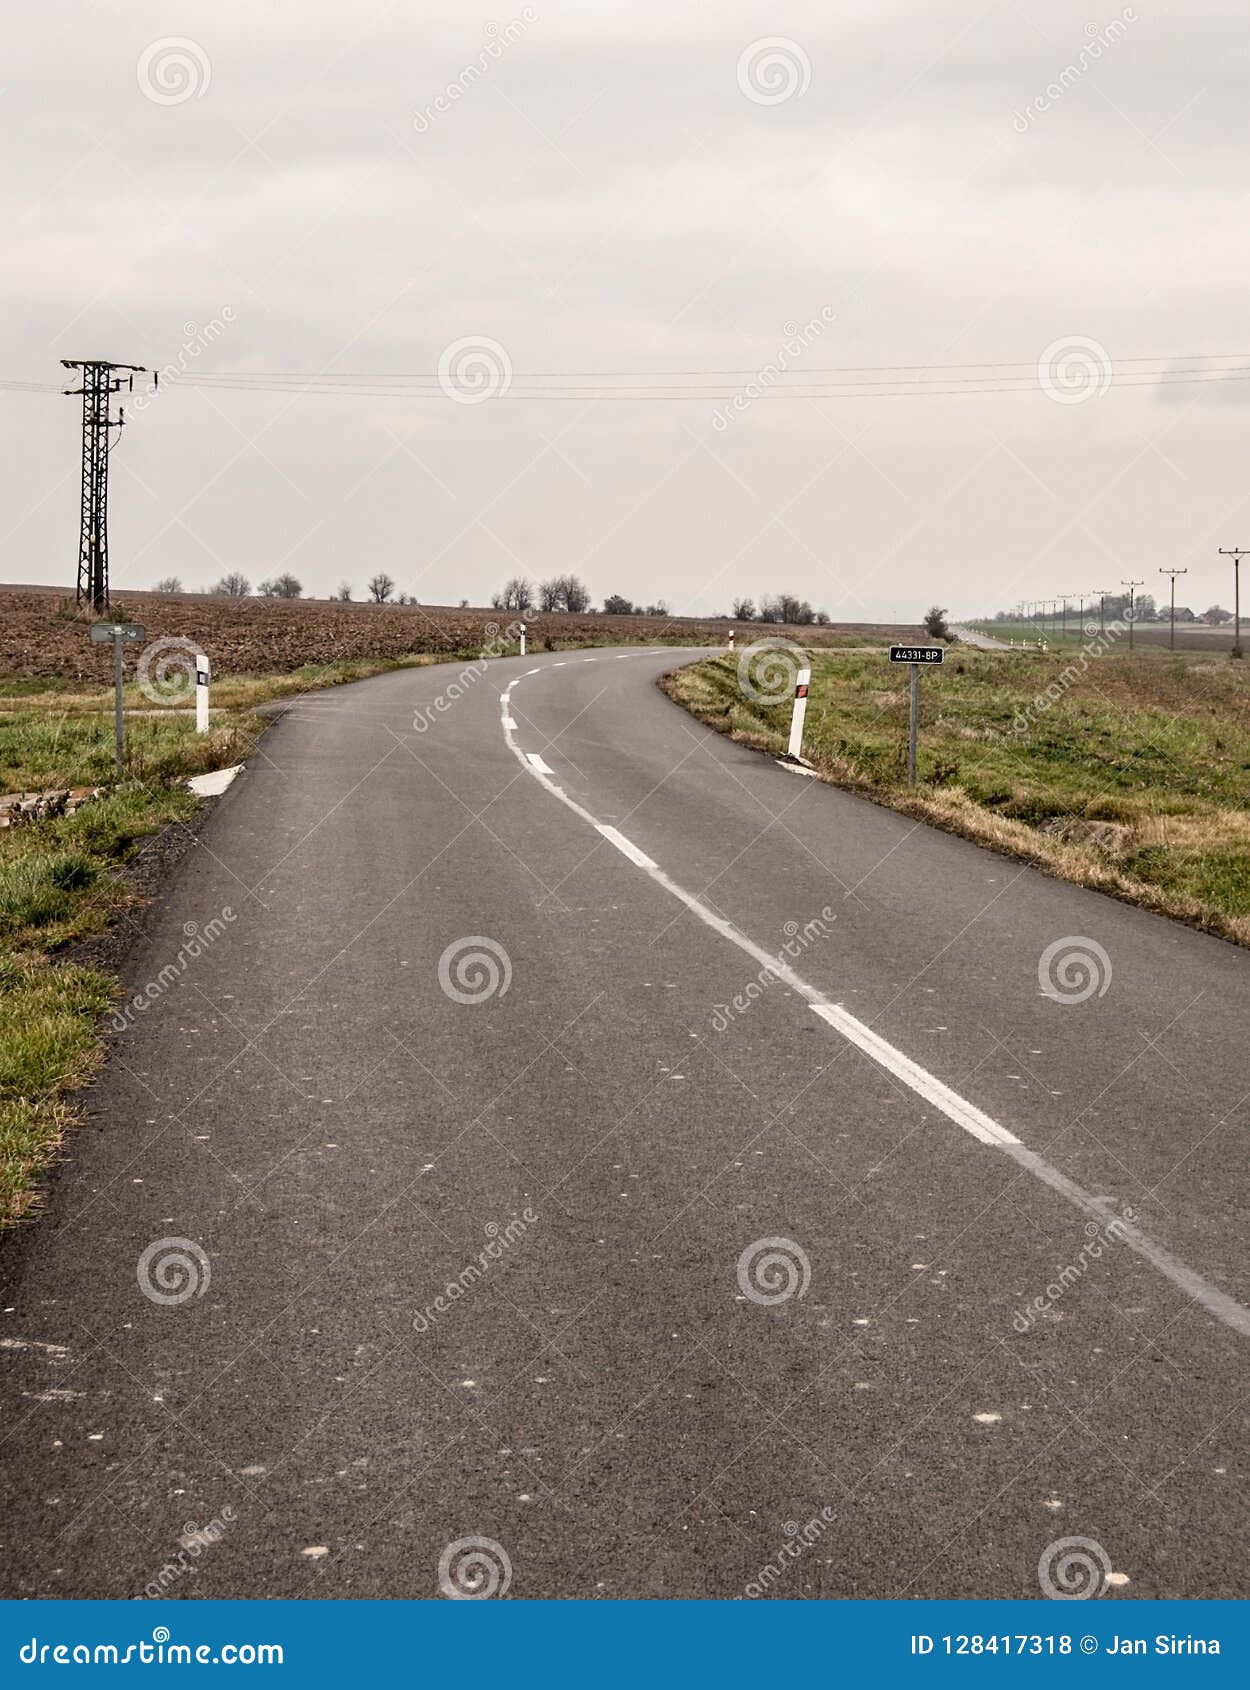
(3, 0), (1248, 620)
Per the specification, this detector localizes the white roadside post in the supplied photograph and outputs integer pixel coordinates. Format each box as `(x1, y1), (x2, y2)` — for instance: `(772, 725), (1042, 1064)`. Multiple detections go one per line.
(519, 622), (527, 657)
(195, 652), (210, 734)
(788, 666), (811, 760)
(728, 627), (735, 651)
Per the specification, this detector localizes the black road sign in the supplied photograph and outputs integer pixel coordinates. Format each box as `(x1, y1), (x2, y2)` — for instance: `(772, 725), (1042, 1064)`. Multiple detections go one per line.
(889, 644), (944, 664)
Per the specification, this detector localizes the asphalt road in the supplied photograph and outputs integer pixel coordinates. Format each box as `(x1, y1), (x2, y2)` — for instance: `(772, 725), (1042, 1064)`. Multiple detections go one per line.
(2, 645), (1248, 1601)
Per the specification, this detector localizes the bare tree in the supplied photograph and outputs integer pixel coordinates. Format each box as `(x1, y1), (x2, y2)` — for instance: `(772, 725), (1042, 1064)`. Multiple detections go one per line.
(602, 593), (634, 615)
(538, 574), (591, 612)
(493, 576), (535, 613)
(332, 582), (352, 601)
(367, 572), (396, 603)
(731, 596), (755, 621)
(560, 573), (591, 613)
(211, 572), (251, 597)
(776, 592), (814, 625)
(154, 576), (183, 594)
(258, 573), (303, 598)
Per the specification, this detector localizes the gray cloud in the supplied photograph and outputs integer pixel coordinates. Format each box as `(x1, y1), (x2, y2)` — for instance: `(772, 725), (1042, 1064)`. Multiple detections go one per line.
(3, 0), (1249, 618)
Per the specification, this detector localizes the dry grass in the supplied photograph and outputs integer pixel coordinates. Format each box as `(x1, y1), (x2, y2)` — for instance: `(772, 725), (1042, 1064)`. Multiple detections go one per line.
(663, 645), (1250, 946)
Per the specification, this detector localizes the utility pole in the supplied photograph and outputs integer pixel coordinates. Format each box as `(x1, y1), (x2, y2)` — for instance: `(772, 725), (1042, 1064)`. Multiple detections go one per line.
(61, 358), (149, 611)
(1122, 578), (1144, 650)
(1094, 588), (1112, 638)
(1218, 548), (1246, 659)
(1159, 567), (1187, 651)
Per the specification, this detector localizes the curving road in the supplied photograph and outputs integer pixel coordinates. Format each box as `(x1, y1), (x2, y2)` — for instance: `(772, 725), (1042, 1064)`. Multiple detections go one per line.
(1, 646), (1248, 1601)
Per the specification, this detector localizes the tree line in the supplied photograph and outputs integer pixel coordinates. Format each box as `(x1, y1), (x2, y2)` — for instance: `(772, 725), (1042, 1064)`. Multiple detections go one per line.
(149, 572), (839, 624)
(987, 594), (1233, 626)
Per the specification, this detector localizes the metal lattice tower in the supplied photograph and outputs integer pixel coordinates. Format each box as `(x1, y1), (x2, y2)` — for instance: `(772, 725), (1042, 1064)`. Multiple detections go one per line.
(61, 359), (147, 611)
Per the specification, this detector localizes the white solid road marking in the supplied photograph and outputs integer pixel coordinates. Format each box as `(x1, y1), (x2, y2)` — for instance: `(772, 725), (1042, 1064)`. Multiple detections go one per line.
(502, 716), (518, 730)
(596, 825), (658, 871)
(810, 1003), (1020, 1146)
(498, 654), (1250, 1343)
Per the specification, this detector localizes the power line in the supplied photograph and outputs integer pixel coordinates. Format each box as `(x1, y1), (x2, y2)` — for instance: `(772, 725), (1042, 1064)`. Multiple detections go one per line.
(9, 354), (1250, 405)
(153, 351), (1250, 379)
(160, 367), (1250, 399)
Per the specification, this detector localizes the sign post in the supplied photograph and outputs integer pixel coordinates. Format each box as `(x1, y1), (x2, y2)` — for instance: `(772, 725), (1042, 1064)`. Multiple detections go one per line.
(888, 644), (944, 786)
(89, 622), (145, 779)
(907, 662), (919, 785)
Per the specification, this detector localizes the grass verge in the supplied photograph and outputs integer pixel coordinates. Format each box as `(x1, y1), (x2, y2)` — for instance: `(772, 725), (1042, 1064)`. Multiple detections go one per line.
(0, 784), (209, 1229)
(662, 647), (1250, 946)
(0, 954), (114, 1228)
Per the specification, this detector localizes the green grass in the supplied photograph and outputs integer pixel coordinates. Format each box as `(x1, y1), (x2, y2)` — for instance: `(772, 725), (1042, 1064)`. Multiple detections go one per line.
(0, 952), (114, 1227)
(0, 785), (201, 950)
(664, 646), (1250, 943)
(0, 712), (260, 794)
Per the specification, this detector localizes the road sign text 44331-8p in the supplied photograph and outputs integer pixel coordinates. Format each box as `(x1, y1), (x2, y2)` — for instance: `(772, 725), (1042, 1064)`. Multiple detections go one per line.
(889, 645), (944, 664)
